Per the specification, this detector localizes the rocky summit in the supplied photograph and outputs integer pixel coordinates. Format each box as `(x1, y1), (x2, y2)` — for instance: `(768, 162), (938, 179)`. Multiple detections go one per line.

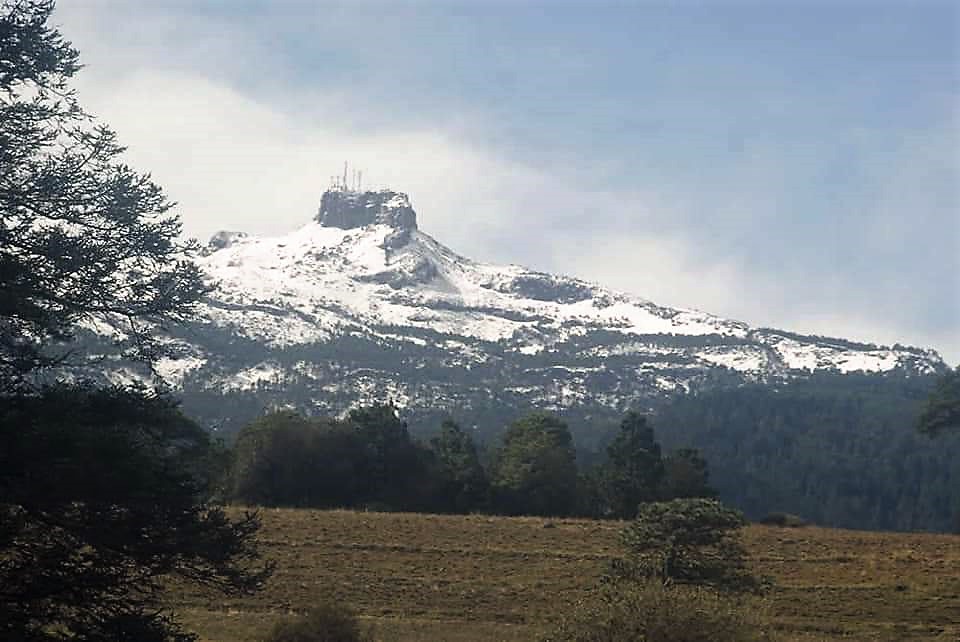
(316, 188), (417, 231)
(77, 186), (946, 428)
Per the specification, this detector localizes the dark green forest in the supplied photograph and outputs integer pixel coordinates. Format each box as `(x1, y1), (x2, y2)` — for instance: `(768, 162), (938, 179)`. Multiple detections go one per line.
(219, 370), (960, 533)
(654, 373), (960, 532)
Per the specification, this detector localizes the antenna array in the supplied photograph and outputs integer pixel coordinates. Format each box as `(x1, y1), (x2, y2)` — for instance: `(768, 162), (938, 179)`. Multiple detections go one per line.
(328, 161), (366, 192)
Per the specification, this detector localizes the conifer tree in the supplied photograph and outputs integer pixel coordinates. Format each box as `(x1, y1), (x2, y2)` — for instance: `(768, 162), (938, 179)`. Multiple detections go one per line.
(611, 498), (760, 593)
(0, 0), (208, 391)
(0, 3), (270, 639)
(603, 411), (664, 518)
(492, 411), (578, 516)
(430, 419), (489, 512)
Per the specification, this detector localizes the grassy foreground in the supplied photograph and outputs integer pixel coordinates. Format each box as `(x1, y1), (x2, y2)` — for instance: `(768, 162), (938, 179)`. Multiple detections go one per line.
(169, 509), (960, 641)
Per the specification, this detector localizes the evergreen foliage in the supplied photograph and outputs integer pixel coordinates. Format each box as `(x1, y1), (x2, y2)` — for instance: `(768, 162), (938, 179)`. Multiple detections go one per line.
(601, 411), (664, 518)
(655, 374), (960, 531)
(347, 403), (430, 508)
(0, 3), (270, 639)
(918, 367), (960, 436)
(491, 411), (579, 516)
(430, 419), (489, 513)
(0, 0), (208, 391)
(610, 498), (761, 594)
(229, 406), (487, 514)
(0, 386), (272, 641)
(659, 447), (715, 500)
(262, 604), (373, 642)
(231, 411), (365, 508)
(175, 369), (959, 532)
(223, 392), (957, 534)
(226, 408), (719, 518)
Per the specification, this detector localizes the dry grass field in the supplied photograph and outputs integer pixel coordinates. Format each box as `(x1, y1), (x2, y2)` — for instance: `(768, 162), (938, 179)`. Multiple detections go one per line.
(170, 509), (960, 642)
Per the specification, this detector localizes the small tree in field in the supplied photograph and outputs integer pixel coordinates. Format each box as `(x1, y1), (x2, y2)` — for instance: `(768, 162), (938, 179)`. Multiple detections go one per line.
(610, 498), (761, 594)
(545, 500), (770, 642)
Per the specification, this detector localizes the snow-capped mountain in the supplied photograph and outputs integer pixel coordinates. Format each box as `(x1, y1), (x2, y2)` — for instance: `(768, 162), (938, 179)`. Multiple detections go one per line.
(86, 187), (945, 426)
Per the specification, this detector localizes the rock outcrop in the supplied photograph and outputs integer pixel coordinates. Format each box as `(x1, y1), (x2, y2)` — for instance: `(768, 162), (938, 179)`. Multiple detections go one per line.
(316, 188), (417, 248)
(207, 230), (249, 251)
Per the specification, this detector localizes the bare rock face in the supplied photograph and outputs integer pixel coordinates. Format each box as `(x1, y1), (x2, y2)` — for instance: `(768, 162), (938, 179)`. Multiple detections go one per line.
(207, 230), (248, 251)
(316, 189), (418, 248)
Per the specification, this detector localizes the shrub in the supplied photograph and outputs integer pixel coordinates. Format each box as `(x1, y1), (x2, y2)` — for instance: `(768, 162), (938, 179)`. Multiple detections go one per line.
(541, 581), (775, 642)
(263, 603), (373, 642)
(758, 512), (808, 528)
(610, 498), (763, 594)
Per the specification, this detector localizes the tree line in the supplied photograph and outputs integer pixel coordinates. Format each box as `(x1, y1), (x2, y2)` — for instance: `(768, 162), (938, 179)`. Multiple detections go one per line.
(228, 405), (714, 518)
(223, 369), (960, 532)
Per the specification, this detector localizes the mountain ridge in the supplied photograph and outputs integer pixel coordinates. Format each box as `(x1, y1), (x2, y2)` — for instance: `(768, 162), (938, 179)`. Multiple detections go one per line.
(79, 186), (945, 422)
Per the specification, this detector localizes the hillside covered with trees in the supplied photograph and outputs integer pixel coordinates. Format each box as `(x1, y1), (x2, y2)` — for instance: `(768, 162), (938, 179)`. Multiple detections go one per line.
(221, 371), (960, 533)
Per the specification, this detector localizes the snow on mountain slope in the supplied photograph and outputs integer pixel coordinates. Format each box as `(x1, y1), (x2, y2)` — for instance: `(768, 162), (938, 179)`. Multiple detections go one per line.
(118, 186), (943, 418)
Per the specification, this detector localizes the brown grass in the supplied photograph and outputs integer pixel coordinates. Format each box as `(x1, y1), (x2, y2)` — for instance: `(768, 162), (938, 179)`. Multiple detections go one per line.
(168, 509), (960, 642)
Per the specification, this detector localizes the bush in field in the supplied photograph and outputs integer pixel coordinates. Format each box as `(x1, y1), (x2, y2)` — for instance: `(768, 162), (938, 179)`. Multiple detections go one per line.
(546, 498), (775, 642)
(263, 603), (373, 642)
(609, 498), (763, 594)
(541, 581), (775, 642)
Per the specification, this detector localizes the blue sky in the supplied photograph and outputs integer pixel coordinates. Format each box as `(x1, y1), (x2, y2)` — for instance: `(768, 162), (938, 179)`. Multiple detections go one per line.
(57, 0), (958, 362)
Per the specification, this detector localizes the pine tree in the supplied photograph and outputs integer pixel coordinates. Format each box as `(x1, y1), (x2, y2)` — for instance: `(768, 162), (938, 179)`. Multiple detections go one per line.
(492, 411), (578, 516)
(430, 419), (489, 512)
(611, 498), (760, 594)
(603, 411), (664, 518)
(0, 3), (270, 639)
(660, 447), (715, 500)
(0, 0), (208, 392)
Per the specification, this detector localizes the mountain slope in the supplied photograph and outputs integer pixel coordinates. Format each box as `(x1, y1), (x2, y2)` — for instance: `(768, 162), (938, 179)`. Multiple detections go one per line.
(81, 187), (945, 424)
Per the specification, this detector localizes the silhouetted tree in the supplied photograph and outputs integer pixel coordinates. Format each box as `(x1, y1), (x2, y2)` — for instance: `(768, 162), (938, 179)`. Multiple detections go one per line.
(0, 0), (208, 392)
(0, 3), (268, 639)
(660, 448), (715, 500)
(348, 403), (427, 508)
(231, 411), (364, 508)
(0, 386), (272, 641)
